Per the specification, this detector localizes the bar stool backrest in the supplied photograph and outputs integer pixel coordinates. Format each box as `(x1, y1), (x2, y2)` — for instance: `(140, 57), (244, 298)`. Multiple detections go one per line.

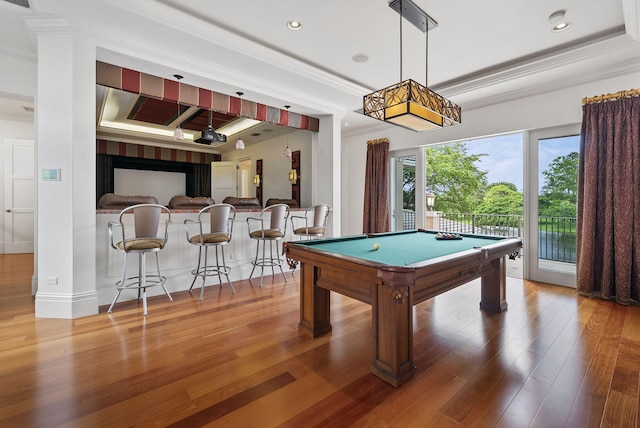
(312, 204), (330, 228)
(268, 203), (289, 232)
(131, 205), (162, 238)
(204, 203), (236, 235)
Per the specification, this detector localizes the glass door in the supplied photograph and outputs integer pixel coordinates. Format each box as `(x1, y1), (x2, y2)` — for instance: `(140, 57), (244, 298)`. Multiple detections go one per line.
(525, 125), (580, 287)
(390, 152), (421, 231)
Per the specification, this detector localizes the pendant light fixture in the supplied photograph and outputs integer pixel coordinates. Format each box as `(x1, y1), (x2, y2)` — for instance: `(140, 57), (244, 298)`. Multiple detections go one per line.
(362, 0), (461, 132)
(173, 74), (184, 141)
(283, 105), (292, 157)
(235, 92), (245, 150)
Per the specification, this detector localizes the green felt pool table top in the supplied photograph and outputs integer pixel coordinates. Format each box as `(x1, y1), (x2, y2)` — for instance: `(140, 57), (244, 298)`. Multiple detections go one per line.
(292, 230), (511, 266)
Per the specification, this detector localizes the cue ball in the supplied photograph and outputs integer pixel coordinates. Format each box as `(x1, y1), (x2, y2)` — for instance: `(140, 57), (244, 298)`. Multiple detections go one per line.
(373, 243), (380, 250)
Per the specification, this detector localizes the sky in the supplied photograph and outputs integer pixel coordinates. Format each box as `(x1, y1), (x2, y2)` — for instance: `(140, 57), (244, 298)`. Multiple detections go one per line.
(462, 133), (580, 192)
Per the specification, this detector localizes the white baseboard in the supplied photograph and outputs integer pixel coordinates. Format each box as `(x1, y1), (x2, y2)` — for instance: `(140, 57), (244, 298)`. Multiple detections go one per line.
(35, 290), (99, 319)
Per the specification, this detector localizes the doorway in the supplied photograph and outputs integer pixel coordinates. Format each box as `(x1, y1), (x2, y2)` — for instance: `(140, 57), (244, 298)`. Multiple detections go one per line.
(525, 125), (580, 287)
(238, 159), (252, 198)
(390, 154), (418, 231)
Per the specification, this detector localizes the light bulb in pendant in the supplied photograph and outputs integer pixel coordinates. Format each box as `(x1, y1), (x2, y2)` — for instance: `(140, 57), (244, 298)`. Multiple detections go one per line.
(174, 125), (184, 141)
(236, 139), (245, 150)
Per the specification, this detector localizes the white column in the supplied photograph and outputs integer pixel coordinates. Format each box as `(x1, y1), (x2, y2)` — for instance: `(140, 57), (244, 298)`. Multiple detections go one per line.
(314, 115), (342, 236)
(27, 17), (98, 318)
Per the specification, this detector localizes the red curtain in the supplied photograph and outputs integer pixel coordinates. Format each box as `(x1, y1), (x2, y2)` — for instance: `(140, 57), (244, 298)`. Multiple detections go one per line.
(577, 92), (640, 304)
(363, 138), (390, 233)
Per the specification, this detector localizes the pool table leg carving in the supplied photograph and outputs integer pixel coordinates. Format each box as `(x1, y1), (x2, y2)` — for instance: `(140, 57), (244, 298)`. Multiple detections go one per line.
(479, 256), (508, 312)
(298, 264), (332, 337)
(370, 282), (415, 387)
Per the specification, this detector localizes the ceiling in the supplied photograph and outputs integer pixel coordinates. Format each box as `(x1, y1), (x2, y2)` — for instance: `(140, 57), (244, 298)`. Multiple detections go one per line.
(1, 0), (639, 149)
(95, 85), (294, 151)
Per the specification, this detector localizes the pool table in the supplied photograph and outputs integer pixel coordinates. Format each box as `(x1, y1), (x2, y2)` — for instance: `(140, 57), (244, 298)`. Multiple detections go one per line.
(284, 229), (522, 387)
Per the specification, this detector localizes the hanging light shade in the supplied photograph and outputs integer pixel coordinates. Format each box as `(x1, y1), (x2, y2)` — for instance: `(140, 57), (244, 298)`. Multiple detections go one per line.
(284, 146), (292, 157)
(173, 106), (184, 141)
(363, 0), (461, 132)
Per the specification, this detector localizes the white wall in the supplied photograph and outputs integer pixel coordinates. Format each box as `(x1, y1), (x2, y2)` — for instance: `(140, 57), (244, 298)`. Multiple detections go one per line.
(0, 55), (36, 100)
(0, 119), (35, 253)
(222, 129), (313, 207)
(341, 72), (640, 236)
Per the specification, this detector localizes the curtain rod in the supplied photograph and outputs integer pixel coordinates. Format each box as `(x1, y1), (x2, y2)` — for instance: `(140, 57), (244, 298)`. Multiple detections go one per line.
(366, 138), (389, 145)
(582, 88), (640, 105)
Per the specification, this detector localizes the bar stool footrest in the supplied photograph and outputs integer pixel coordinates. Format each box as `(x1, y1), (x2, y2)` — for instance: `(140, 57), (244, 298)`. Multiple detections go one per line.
(116, 274), (167, 291)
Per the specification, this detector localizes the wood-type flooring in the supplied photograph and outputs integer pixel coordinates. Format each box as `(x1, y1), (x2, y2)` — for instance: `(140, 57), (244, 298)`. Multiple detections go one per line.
(1, 253), (638, 427)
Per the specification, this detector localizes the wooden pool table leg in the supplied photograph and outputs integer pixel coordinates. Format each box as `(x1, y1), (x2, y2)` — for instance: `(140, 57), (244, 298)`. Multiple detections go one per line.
(480, 256), (508, 312)
(298, 263), (332, 337)
(369, 282), (415, 387)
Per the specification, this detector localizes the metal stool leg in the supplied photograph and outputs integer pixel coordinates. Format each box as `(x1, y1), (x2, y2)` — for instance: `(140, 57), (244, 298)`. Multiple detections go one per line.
(214, 247), (223, 285)
(200, 247), (208, 300)
(108, 252), (128, 314)
(220, 246), (235, 292)
(259, 238), (266, 287)
(141, 252), (148, 316)
(156, 251), (172, 302)
(249, 239), (259, 280)
(190, 247), (203, 290)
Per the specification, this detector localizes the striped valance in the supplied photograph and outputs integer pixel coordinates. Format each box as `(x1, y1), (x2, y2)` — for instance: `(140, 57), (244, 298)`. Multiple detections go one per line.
(96, 61), (319, 132)
(96, 140), (219, 164)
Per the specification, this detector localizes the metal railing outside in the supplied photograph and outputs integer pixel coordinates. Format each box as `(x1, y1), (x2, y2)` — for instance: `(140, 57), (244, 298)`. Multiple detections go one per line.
(402, 210), (416, 230)
(439, 212), (523, 238)
(538, 216), (577, 263)
(402, 210), (577, 263)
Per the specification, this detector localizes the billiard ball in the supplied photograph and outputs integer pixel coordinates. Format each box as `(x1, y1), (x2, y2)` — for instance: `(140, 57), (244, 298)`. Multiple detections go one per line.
(373, 243), (380, 250)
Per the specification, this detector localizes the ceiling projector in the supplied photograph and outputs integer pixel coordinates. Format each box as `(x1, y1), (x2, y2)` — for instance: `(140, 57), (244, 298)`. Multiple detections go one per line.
(194, 126), (227, 146)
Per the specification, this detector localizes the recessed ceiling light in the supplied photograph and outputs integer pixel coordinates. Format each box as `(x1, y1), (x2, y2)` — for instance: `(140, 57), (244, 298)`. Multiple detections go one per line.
(287, 20), (302, 31)
(548, 10), (571, 32)
(352, 54), (369, 63)
(552, 21), (572, 32)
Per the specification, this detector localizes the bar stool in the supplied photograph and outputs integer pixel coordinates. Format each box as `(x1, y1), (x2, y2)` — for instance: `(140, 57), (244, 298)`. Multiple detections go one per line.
(184, 203), (236, 299)
(288, 204), (331, 272)
(290, 204), (331, 240)
(108, 203), (173, 316)
(247, 203), (290, 286)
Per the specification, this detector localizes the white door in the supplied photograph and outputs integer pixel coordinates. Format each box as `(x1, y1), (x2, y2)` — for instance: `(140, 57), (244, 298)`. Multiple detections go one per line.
(525, 125), (579, 287)
(211, 161), (238, 203)
(3, 139), (35, 253)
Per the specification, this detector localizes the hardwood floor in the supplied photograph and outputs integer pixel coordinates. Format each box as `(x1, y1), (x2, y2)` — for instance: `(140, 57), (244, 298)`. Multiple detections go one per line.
(1, 253), (639, 427)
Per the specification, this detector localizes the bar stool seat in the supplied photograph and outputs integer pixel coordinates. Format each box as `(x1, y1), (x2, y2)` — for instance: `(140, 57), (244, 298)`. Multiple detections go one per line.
(184, 203), (236, 299)
(107, 203), (173, 316)
(247, 203), (290, 286)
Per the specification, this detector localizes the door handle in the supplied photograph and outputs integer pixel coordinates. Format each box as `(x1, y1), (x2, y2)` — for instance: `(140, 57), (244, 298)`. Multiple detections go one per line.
(5, 209), (10, 213)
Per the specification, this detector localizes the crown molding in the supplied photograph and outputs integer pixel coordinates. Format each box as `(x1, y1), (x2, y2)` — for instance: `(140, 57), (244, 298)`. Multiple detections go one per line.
(622, 0), (640, 41)
(459, 56), (640, 112)
(0, 43), (35, 62)
(434, 28), (633, 99)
